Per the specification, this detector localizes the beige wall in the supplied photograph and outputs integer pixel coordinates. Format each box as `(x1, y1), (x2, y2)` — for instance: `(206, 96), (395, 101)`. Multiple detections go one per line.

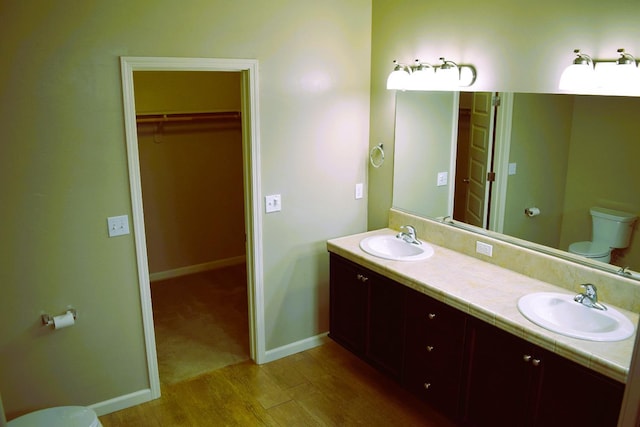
(560, 96), (640, 267)
(135, 71), (245, 274)
(369, 0), (640, 229)
(503, 93), (574, 247)
(0, 0), (371, 417)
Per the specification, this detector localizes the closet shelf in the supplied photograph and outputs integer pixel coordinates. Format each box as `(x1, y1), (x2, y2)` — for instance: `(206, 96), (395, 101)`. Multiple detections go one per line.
(136, 111), (241, 124)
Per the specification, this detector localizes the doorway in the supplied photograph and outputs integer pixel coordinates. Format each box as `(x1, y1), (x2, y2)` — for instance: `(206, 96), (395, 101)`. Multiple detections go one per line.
(134, 70), (248, 384)
(120, 57), (265, 399)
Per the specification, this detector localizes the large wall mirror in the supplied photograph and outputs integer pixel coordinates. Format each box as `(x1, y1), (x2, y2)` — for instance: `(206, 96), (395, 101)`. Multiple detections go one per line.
(393, 91), (640, 280)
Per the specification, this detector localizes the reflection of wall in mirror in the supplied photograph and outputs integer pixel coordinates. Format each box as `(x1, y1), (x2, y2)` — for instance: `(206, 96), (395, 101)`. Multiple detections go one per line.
(559, 96), (640, 268)
(503, 93), (574, 248)
(393, 91), (456, 218)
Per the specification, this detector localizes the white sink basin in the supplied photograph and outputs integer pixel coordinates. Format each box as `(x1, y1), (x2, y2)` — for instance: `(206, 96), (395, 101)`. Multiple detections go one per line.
(517, 292), (635, 342)
(359, 235), (434, 261)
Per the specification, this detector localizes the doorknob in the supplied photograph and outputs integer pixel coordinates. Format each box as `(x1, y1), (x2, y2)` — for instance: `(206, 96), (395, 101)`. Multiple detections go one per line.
(463, 178), (470, 183)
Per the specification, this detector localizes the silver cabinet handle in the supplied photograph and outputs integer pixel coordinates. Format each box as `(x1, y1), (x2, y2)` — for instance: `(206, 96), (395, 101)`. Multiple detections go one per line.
(523, 354), (532, 362)
(423, 383), (432, 390)
(428, 313), (436, 320)
(426, 345), (434, 352)
(532, 359), (541, 367)
(356, 274), (368, 282)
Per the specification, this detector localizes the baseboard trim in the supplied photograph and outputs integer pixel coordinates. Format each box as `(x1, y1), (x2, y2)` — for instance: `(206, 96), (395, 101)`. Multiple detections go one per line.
(149, 256), (246, 282)
(261, 332), (329, 364)
(90, 388), (153, 416)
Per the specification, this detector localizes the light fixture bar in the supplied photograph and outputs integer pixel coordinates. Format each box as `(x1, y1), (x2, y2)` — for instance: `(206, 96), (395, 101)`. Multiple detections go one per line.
(559, 48), (640, 95)
(386, 57), (477, 91)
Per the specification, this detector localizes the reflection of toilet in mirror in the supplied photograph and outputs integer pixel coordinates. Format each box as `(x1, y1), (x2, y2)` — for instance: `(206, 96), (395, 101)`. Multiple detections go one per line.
(568, 207), (637, 264)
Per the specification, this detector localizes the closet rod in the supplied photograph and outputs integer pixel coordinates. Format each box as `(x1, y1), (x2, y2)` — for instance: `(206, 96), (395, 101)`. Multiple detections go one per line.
(136, 111), (241, 124)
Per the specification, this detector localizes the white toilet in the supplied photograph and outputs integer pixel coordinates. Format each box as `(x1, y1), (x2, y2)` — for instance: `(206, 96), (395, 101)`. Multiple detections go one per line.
(7, 406), (102, 427)
(568, 207), (637, 263)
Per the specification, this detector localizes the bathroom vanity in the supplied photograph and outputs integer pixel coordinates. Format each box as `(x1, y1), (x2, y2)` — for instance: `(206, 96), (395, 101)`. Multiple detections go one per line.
(327, 229), (636, 427)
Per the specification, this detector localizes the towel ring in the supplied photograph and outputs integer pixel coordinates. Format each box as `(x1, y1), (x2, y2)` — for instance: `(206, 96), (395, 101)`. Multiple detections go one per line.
(369, 143), (385, 168)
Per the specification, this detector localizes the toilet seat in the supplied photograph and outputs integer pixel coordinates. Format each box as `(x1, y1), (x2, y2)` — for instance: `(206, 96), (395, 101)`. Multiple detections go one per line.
(568, 241), (610, 259)
(8, 406), (101, 427)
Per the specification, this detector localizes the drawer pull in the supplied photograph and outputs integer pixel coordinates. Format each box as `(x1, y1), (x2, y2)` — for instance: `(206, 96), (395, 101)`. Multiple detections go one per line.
(423, 382), (432, 390)
(356, 274), (369, 282)
(426, 345), (434, 352)
(532, 358), (541, 367)
(523, 354), (532, 363)
(428, 313), (436, 320)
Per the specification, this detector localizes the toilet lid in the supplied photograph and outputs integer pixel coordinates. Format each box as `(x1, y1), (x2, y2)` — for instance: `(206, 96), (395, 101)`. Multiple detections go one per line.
(569, 241), (610, 258)
(8, 406), (101, 427)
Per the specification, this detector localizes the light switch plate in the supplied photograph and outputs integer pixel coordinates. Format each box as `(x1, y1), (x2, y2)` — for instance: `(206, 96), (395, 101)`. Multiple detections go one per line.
(508, 162), (517, 175)
(107, 215), (130, 237)
(265, 194), (282, 213)
(355, 183), (364, 199)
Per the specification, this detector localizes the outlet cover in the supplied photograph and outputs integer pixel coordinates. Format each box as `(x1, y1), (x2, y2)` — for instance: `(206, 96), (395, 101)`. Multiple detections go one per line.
(437, 172), (448, 187)
(476, 241), (493, 257)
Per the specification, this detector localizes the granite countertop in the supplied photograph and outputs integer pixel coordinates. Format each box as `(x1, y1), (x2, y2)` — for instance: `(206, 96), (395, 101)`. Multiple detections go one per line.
(327, 228), (638, 383)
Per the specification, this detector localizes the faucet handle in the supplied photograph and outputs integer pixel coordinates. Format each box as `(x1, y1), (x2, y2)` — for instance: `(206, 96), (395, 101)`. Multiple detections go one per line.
(581, 283), (597, 299)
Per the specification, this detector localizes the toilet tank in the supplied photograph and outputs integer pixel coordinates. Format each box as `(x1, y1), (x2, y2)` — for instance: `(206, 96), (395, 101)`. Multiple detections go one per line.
(591, 207), (638, 248)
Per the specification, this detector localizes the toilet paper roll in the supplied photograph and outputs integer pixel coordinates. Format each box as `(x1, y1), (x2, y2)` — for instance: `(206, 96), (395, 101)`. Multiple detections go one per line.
(525, 207), (541, 217)
(53, 311), (75, 329)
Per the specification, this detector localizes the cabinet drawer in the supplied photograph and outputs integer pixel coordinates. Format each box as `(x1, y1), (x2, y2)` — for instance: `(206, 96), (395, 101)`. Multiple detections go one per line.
(403, 287), (467, 418)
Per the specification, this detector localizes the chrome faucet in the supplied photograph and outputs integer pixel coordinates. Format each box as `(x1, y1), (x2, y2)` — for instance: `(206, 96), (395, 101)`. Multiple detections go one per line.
(397, 225), (421, 245)
(574, 284), (607, 311)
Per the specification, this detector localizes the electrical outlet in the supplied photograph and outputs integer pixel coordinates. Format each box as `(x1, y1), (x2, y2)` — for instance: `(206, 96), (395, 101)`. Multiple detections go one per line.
(508, 162), (517, 175)
(437, 172), (448, 186)
(355, 183), (364, 199)
(107, 215), (130, 237)
(265, 194), (281, 213)
(476, 241), (493, 257)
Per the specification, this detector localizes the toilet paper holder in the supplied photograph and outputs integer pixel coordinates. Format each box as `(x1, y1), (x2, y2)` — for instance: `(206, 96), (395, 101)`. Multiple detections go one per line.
(41, 308), (77, 327)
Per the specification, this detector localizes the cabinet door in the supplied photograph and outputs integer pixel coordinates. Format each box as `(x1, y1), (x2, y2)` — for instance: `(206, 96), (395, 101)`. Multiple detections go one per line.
(367, 273), (405, 379)
(403, 288), (467, 418)
(534, 352), (623, 427)
(463, 320), (534, 427)
(329, 254), (368, 355)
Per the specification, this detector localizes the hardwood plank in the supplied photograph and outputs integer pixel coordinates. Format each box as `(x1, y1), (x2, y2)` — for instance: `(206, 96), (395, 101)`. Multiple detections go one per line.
(100, 340), (456, 427)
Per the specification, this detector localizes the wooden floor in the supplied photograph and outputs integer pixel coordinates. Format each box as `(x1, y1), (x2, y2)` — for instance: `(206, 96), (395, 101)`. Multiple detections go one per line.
(100, 340), (456, 426)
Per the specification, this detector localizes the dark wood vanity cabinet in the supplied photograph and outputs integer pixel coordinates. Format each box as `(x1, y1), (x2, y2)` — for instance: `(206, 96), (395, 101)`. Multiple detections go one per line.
(462, 319), (624, 427)
(403, 287), (467, 418)
(329, 254), (404, 379)
(329, 254), (624, 426)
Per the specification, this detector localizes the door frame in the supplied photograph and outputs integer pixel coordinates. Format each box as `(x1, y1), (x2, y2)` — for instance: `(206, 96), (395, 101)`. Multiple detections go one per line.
(120, 56), (264, 399)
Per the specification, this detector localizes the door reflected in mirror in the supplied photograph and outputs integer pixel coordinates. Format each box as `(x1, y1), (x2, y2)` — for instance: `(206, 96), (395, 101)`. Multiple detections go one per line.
(393, 91), (640, 273)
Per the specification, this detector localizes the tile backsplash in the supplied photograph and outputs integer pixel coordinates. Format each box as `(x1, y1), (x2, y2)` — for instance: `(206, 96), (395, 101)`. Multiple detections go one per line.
(389, 208), (640, 312)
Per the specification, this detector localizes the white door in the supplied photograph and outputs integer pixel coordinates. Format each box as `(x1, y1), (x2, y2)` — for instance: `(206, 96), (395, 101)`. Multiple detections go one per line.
(463, 92), (496, 228)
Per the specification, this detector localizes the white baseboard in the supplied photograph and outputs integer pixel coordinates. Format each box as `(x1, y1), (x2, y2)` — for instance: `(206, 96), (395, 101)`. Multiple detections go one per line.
(261, 332), (329, 364)
(89, 332), (329, 416)
(149, 255), (246, 282)
(90, 388), (154, 416)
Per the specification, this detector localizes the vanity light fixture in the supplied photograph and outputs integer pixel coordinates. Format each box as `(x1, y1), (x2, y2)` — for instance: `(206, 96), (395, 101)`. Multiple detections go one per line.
(559, 48), (640, 95)
(409, 60), (436, 90)
(386, 60), (412, 90)
(387, 57), (477, 91)
(558, 49), (595, 92)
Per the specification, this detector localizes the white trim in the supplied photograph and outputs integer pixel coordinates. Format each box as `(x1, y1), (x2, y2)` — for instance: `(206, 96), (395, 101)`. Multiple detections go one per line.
(448, 92), (460, 217)
(488, 92), (514, 234)
(89, 389), (152, 416)
(119, 57), (264, 402)
(149, 256), (246, 282)
(262, 333), (330, 364)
